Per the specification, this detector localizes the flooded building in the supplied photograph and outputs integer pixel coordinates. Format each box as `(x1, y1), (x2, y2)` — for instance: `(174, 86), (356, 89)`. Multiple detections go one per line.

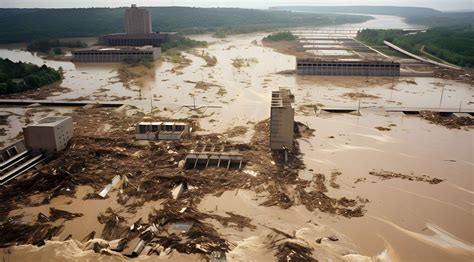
(296, 58), (400, 77)
(72, 46), (161, 62)
(270, 89), (295, 151)
(99, 33), (172, 47)
(135, 121), (192, 140)
(23, 116), (73, 154)
(184, 144), (243, 170)
(98, 4), (175, 47)
(124, 4), (152, 34)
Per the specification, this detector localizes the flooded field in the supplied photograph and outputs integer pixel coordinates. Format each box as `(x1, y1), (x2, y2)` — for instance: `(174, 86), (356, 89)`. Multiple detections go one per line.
(0, 14), (473, 262)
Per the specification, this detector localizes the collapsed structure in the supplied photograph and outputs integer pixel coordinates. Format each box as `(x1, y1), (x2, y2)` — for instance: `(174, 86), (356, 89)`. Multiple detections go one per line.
(1, 116), (73, 185)
(184, 144), (243, 170)
(135, 121), (192, 140)
(296, 58), (400, 77)
(0, 140), (27, 164)
(74, 5), (173, 62)
(270, 89), (295, 152)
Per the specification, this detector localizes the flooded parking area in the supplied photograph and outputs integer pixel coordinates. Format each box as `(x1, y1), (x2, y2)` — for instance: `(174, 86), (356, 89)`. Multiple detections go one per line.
(0, 15), (473, 261)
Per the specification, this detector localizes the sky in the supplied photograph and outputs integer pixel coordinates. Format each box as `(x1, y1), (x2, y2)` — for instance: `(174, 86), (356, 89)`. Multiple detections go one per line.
(0, 0), (472, 11)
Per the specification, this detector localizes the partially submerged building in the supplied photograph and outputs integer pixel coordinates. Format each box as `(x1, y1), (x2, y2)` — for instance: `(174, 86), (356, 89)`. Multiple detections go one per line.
(72, 46), (161, 62)
(184, 144), (243, 170)
(296, 58), (400, 77)
(98, 4), (175, 48)
(270, 89), (295, 151)
(99, 33), (171, 47)
(124, 4), (152, 35)
(1, 116), (73, 185)
(135, 121), (192, 140)
(23, 116), (73, 154)
(76, 5), (174, 63)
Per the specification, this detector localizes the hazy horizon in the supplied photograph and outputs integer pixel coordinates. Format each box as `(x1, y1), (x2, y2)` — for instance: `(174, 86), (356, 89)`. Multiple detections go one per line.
(0, 0), (473, 11)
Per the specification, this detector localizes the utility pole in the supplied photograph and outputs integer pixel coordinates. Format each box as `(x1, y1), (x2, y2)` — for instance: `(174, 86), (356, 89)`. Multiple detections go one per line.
(439, 86), (445, 109)
(358, 99), (361, 115)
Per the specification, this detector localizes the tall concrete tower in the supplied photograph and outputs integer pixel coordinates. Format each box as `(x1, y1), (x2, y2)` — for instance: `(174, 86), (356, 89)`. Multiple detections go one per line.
(124, 4), (152, 34)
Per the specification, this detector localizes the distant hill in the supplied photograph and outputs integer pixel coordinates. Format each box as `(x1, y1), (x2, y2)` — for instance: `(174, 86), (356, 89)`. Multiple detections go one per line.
(0, 7), (370, 43)
(269, 6), (474, 27)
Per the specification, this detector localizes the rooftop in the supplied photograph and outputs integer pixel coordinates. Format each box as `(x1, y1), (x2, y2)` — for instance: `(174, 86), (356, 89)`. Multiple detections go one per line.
(297, 57), (398, 64)
(271, 89), (294, 108)
(30, 116), (71, 127)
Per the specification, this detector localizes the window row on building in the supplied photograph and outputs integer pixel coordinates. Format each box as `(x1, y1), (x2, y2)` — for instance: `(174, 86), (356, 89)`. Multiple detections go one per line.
(296, 60), (401, 76)
(72, 49), (160, 62)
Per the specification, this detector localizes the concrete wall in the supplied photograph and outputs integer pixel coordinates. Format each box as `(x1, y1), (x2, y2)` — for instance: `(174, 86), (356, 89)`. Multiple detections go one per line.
(297, 61), (400, 77)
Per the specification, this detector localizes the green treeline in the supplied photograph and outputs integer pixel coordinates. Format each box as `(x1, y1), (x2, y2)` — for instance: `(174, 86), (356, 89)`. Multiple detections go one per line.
(269, 6), (474, 28)
(357, 25), (474, 68)
(0, 58), (61, 95)
(0, 7), (370, 43)
(161, 35), (207, 51)
(27, 39), (88, 53)
(263, 31), (297, 42)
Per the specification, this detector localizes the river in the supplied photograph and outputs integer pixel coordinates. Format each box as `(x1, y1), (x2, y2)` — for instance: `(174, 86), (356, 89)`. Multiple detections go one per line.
(0, 14), (473, 261)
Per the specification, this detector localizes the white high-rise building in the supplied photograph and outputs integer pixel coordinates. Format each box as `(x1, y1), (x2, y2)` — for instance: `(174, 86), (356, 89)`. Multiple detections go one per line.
(124, 4), (152, 34)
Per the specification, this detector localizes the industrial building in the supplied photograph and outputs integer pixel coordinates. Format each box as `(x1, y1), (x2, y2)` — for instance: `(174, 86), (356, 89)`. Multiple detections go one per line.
(296, 58), (400, 77)
(72, 46), (161, 62)
(23, 116), (73, 154)
(135, 121), (192, 140)
(270, 89), (295, 151)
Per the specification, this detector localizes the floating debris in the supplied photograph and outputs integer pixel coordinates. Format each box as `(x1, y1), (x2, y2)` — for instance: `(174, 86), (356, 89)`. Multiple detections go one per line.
(369, 170), (443, 184)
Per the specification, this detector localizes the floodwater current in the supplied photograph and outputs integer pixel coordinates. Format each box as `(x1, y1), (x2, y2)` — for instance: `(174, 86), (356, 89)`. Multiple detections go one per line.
(0, 14), (473, 261)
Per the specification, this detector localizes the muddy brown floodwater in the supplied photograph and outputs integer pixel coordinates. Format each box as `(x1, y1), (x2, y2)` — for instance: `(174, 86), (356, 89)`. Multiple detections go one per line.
(0, 15), (473, 262)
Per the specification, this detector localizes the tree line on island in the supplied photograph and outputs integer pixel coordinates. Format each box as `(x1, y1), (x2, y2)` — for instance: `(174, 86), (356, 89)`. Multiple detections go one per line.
(0, 58), (61, 95)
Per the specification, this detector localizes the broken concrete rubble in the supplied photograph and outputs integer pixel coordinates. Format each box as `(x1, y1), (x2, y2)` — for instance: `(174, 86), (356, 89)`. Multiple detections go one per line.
(171, 181), (188, 200)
